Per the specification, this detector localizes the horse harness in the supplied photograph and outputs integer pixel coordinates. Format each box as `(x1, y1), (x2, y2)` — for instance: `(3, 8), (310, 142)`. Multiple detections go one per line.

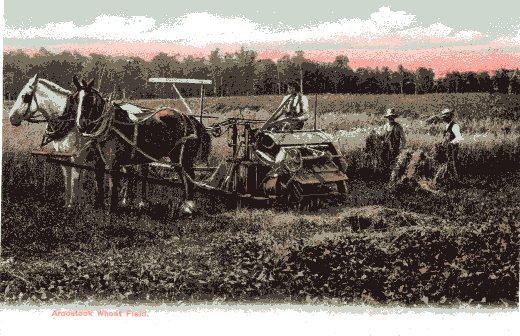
(78, 97), (198, 166)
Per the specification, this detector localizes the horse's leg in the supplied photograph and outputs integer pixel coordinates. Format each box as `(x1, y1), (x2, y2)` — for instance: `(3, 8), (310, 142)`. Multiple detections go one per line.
(172, 164), (188, 215)
(138, 165), (149, 209)
(109, 165), (120, 212)
(61, 165), (72, 208)
(170, 157), (194, 216)
(180, 143), (197, 215)
(120, 166), (130, 207)
(94, 160), (105, 209)
(69, 167), (82, 207)
(184, 158), (196, 206)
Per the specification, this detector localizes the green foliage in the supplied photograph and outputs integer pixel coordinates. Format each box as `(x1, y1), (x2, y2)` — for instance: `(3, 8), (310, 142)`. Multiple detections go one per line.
(4, 49), (520, 101)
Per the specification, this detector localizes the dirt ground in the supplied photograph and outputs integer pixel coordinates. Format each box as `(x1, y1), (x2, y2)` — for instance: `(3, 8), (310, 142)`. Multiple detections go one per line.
(1, 98), (518, 305)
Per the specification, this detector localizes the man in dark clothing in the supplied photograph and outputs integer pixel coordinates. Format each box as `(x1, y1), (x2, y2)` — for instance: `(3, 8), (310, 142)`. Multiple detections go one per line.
(433, 108), (463, 188)
(382, 108), (406, 166)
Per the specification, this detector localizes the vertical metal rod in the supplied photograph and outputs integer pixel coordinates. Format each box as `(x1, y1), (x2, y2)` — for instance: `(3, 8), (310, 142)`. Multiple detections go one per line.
(199, 85), (205, 123)
(232, 123), (238, 157)
(172, 83), (193, 115)
(244, 124), (250, 160)
(42, 162), (47, 199)
(314, 93), (318, 131)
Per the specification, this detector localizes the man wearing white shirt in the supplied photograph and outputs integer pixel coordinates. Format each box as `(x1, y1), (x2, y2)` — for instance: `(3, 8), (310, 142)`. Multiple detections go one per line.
(442, 108), (463, 145)
(434, 108), (463, 187)
(265, 82), (309, 131)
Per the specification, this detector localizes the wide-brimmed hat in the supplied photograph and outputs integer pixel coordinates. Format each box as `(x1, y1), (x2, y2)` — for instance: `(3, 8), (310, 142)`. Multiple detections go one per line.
(287, 81), (301, 92)
(441, 108), (454, 116)
(383, 108), (398, 118)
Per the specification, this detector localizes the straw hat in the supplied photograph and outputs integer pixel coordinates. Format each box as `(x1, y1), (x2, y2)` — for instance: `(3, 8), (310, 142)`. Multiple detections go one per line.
(441, 108), (454, 116)
(383, 108), (398, 118)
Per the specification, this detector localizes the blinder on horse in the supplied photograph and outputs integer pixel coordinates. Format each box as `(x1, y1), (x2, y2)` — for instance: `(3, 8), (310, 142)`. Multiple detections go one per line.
(21, 84), (45, 122)
(21, 80), (64, 125)
(40, 91), (80, 146)
(76, 87), (111, 137)
(22, 91), (34, 104)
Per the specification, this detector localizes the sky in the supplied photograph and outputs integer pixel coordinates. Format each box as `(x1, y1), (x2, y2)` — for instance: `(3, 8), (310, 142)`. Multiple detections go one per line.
(3, 0), (520, 75)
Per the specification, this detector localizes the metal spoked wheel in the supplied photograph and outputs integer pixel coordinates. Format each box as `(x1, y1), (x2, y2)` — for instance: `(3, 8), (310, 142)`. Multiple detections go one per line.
(285, 181), (304, 211)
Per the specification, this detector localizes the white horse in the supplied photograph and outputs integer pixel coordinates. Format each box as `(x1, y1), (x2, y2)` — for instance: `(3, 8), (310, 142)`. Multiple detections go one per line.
(8, 74), (91, 208)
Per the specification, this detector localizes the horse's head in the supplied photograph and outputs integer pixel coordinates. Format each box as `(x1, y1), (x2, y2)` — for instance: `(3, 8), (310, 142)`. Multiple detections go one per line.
(75, 77), (106, 133)
(9, 74), (74, 127)
(9, 74), (40, 126)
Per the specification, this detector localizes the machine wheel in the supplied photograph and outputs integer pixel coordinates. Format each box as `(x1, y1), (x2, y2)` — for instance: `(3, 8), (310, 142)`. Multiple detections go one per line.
(334, 180), (348, 204)
(285, 181), (305, 211)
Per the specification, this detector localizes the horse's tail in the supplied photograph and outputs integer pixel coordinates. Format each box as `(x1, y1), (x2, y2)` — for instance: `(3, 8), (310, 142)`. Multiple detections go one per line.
(189, 115), (212, 162)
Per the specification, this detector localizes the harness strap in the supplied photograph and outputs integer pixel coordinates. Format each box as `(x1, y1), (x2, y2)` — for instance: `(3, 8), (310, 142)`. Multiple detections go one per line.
(110, 125), (196, 164)
(111, 127), (160, 162)
(79, 101), (114, 139)
(131, 124), (139, 160)
(95, 142), (108, 166)
(82, 100), (199, 170)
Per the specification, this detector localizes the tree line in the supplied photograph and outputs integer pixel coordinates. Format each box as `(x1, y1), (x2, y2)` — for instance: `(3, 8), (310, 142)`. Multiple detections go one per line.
(3, 47), (520, 100)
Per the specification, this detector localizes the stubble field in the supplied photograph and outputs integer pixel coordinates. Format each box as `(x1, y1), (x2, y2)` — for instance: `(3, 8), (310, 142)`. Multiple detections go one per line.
(1, 93), (519, 305)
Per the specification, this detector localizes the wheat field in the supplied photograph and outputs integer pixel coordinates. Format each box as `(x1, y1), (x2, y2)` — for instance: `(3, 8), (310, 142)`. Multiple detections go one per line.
(1, 93), (519, 305)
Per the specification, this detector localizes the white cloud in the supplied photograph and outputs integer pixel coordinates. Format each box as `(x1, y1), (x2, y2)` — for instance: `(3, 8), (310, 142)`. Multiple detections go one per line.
(148, 12), (267, 45)
(398, 22), (453, 40)
(454, 30), (484, 41)
(368, 6), (416, 31)
(5, 15), (157, 40)
(4, 7), (487, 46)
(272, 6), (416, 43)
(491, 29), (520, 46)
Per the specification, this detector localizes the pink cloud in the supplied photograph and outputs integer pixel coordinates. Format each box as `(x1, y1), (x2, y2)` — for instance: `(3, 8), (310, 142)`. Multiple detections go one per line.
(5, 42), (519, 77)
(294, 47), (520, 76)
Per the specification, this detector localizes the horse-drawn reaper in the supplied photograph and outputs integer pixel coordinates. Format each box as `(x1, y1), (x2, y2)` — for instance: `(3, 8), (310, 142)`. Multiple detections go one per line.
(9, 75), (349, 215)
(9, 75), (211, 215)
(199, 117), (349, 209)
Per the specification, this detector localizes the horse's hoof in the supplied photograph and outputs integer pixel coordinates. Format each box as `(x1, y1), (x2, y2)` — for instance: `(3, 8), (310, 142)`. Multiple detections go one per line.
(137, 200), (150, 210)
(64, 203), (79, 213)
(180, 201), (196, 216)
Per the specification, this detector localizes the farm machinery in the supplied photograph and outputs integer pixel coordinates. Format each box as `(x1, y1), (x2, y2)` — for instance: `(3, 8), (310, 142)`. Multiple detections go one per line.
(144, 78), (349, 208)
(196, 117), (349, 208)
(31, 77), (349, 210)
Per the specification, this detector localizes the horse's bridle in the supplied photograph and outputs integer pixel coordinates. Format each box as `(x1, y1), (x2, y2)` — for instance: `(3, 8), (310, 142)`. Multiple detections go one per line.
(21, 79), (53, 123)
(20, 78), (80, 147)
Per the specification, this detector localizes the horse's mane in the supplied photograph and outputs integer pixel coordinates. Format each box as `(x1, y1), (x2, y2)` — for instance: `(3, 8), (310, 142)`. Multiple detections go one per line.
(38, 78), (72, 95)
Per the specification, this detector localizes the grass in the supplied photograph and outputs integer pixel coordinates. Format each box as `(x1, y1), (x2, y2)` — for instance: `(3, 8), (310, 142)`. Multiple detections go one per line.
(1, 175), (518, 304)
(1, 93), (519, 305)
(131, 93), (520, 177)
(133, 92), (520, 122)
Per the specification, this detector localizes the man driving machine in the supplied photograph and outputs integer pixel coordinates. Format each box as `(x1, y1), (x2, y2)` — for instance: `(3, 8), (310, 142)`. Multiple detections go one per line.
(261, 81), (309, 132)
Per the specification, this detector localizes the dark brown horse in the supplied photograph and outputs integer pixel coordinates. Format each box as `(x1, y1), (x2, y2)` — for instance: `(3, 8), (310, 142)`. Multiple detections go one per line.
(69, 78), (211, 215)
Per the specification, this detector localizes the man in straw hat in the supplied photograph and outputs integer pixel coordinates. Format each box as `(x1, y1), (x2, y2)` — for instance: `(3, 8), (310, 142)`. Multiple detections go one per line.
(432, 108), (463, 188)
(381, 108), (406, 174)
(262, 81), (309, 132)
